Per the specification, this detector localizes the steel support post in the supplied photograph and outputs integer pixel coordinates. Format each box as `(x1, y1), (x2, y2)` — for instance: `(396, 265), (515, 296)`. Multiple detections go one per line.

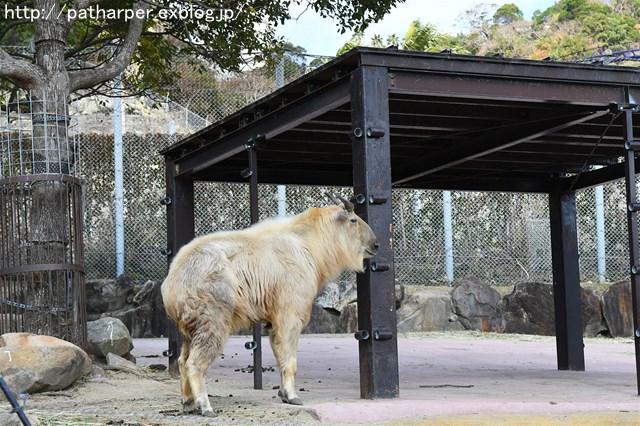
(164, 160), (195, 377)
(549, 189), (585, 371)
(622, 108), (640, 395)
(246, 145), (263, 390)
(350, 65), (400, 399)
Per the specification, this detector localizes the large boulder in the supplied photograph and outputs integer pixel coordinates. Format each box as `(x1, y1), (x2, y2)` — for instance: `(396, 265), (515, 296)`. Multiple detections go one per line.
(86, 317), (133, 358)
(451, 278), (504, 332)
(303, 304), (339, 334)
(85, 275), (135, 319)
(396, 287), (462, 332)
(501, 282), (604, 337)
(87, 277), (165, 338)
(0, 333), (91, 394)
(315, 281), (357, 313)
(602, 281), (634, 337)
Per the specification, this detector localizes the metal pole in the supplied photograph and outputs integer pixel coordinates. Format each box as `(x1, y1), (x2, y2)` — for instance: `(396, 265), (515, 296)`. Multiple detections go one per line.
(443, 190), (454, 283)
(622, 107), (640, 395)
(595, 183), (607, 282)
(0, 375), (31, 426)
(247, 145), (262, 390)
(113, 75), (125, 277)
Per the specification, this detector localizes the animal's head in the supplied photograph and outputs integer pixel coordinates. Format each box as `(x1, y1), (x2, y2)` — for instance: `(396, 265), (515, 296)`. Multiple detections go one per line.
(323, 193), (378, 270)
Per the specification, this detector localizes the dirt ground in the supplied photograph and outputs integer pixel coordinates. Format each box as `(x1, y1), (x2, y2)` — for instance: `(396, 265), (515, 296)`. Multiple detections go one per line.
(2, 331), (639, 425)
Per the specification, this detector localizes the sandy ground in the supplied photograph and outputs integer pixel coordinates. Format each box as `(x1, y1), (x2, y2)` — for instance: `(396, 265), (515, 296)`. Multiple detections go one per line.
(1, 331), (639, 425)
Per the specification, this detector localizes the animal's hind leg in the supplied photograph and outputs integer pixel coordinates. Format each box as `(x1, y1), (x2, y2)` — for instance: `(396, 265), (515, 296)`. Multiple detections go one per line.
(178, 339), (197, 413)
(270, 320), (304, 405)
(184, 330), (228, 417)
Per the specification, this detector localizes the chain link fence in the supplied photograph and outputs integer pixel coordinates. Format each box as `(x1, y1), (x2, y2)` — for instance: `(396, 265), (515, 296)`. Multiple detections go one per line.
(74, 55), (633, 286)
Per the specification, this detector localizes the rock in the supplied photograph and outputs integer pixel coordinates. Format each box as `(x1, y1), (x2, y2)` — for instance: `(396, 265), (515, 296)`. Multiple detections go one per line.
(451, 278), (504, 332)
(0, 411), (40, 426)
(90, 279), (162, 338)
(581, 287), (606, 337)
(102, 304), (155, 339)
(303, 304), (339, 334)
(396, 288), (463, 332)
(106, 353), (140, 371)
(85, 276), (135, 319)
(602, 281), (634, 337)
(85, 278), (112, 318)
(0, 333), (91, 394)
(501, 282), (556, 335)
(336, 302), (359, 334)
(315, 281), (357, 313)
(133, 280), (155, 305)
(501, 282), (605, 337)
(86, 317), (133, 358)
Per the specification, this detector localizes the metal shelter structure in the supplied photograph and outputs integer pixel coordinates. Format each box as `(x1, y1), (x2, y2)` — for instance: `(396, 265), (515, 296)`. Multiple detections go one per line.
(162, 47), (640, 398)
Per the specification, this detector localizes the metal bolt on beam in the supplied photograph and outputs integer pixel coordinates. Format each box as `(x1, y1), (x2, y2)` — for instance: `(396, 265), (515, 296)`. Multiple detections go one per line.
(354, 330), (370, 341)
(368, 195), (387, 204)
(625, 141), (640, 151)
(366, 127), (386, 138)
(371, 262), (390, 272)
(373, 330), (393, 341)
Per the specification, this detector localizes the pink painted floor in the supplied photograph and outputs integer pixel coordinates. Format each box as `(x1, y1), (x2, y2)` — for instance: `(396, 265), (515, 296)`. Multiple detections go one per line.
(132, 332), (639, 423)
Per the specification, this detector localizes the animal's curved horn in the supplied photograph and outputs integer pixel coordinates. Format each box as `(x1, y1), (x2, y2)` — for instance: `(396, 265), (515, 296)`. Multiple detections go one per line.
(337, 195), (354, 212)
(325, 192), (342, 206)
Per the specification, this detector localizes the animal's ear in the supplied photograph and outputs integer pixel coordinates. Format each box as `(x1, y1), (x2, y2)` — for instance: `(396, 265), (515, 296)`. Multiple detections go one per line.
(332, 209), (350, 222)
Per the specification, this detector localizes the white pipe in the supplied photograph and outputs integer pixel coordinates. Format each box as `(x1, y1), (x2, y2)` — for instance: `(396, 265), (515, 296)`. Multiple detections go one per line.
(595, 184), (606, 282)
(113, 75), (125, 277)
(443, 191), (454, 283)
(275, 57), (286, 217)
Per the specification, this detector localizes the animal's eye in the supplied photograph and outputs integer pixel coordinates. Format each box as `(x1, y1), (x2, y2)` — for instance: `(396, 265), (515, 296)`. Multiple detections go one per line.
(350, 218), (357, 224)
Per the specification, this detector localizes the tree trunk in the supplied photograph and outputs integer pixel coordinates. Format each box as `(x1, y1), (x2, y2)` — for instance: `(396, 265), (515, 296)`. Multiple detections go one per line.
(17, 0), (82, 341)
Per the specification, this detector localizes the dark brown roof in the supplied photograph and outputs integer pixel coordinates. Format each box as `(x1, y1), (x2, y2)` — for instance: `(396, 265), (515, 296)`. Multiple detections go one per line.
(162, 47), (640, 193)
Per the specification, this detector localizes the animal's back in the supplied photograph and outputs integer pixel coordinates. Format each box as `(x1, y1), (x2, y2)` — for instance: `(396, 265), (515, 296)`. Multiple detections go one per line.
(161, 216), (318, 329)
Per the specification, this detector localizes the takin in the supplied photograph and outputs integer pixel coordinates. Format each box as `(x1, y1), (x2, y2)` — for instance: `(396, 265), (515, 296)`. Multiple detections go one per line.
(161, 194), (378, 416)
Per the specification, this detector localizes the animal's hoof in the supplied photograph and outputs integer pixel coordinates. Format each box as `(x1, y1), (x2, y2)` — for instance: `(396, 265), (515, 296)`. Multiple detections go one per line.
(202, 409), (217, 417)
(182, 403), (198, 414)
(286, 397), (304, 406)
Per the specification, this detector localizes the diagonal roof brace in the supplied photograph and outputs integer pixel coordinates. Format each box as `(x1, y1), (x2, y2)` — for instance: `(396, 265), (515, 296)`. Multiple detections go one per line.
(393, 106), (612, 186)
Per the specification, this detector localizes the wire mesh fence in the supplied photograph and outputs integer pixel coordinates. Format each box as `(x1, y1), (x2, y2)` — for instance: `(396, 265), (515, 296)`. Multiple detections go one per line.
(2, 54), (634, 289)
(79, 127), (633, 286)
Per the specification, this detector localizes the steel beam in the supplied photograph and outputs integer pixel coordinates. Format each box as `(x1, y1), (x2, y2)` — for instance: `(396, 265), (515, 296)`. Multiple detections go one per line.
(622, 108), (640, 395)
(389, 71), (629, 105)
(350, 65), (400, 399)
(549, 189), (585, 371)
(164, 160), (195, 377)
(394, 108), (610, 186)
(173, 79), (350, 178)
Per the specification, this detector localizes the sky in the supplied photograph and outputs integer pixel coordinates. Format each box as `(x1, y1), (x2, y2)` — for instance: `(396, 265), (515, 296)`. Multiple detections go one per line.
(276, 0), (558, 57)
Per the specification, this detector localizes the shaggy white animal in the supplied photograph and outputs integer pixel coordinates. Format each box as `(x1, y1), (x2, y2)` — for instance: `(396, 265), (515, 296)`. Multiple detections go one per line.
(161, 195), (378, 416)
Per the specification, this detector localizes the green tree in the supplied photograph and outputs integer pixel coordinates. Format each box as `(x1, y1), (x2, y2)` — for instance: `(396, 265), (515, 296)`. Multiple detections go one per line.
(493, 3), (524, 25)
(402, 19), (438, 51)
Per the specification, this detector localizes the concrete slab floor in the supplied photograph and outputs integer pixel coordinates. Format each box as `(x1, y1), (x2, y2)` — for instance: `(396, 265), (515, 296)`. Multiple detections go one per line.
(132, 331), (639, 424)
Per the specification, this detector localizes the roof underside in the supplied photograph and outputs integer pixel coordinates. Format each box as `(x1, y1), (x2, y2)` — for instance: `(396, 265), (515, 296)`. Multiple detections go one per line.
(162, 47), (640, 193)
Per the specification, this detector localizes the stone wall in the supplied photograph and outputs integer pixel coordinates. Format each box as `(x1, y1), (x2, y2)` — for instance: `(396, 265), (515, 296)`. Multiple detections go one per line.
(86, 276), (634, 339)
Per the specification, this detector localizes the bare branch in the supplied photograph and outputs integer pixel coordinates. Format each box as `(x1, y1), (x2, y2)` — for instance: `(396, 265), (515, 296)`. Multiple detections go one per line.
(69, 1), (149, 91)
(0, 19), (30, 43)
(0, 47), (43, 88)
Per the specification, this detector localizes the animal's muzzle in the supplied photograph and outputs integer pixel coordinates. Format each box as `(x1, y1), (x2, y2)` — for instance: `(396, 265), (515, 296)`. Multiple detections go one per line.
(366, 240), (379, 256)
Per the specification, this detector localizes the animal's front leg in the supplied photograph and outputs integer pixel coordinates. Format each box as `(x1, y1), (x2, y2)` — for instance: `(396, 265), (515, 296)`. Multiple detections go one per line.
(270, 322), (303, 405)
